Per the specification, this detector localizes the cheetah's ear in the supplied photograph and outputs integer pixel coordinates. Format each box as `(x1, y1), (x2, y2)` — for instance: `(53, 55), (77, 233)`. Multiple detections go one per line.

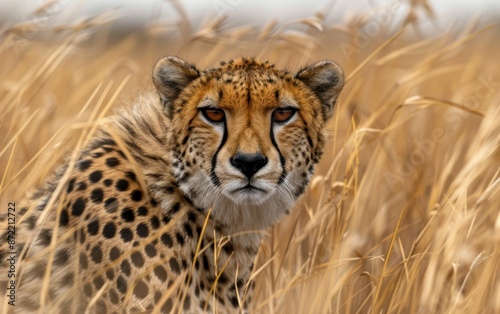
(295, 60), (344, 121)
(153, 56), (200, 118)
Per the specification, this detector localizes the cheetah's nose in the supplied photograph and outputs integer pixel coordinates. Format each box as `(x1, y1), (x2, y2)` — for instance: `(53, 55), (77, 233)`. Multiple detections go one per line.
(230, 153), (268, 179)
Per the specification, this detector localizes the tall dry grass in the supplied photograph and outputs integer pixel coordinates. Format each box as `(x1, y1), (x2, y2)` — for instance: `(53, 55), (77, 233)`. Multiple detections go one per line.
(0, 1), (499, 313)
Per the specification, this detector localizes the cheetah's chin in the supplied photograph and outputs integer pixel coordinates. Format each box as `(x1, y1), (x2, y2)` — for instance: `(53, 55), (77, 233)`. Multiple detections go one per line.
(222, 184), (273, 205)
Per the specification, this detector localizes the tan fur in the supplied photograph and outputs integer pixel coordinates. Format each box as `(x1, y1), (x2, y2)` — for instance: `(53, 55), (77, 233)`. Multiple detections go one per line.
(0, 57), (343, 313)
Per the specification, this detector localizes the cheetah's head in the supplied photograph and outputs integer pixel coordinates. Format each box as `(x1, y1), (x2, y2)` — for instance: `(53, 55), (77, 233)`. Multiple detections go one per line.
(153, 57), (344, 230)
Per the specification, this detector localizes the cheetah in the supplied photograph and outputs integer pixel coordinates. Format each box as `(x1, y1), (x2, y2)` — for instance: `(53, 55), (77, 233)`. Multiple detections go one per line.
(0, 56), (344, 313)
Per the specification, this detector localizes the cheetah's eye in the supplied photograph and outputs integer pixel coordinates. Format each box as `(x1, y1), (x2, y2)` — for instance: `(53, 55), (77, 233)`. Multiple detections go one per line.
(272, 107), (296, 123)
(201, 108), (225, 123)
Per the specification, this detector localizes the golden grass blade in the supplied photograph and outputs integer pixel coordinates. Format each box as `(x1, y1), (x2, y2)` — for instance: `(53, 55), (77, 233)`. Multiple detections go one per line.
(346, 27), (407, 82)
(372, 207), (405, 312)
(399, 95), (486, 116)
(374, 34), (445, 66)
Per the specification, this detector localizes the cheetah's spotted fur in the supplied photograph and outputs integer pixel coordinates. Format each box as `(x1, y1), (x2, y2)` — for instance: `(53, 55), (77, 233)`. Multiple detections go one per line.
(0, 56), (344, 313)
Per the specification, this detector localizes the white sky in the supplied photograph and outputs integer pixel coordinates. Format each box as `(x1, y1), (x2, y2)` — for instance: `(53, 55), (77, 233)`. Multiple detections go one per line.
(1, 0), (499, 28)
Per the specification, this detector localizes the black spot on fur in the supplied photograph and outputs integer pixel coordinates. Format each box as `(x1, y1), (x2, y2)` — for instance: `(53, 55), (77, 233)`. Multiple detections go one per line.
(219, 273), (229, 284)
(54, 249), (70, 265)
(184, 295), (191, 310)
(133, 207), (146, 217)
(216, 293), (226, 305)
(59, 209), (69, 227)
(109, 289), (119, 304)
(90, 245), (103, 263)
(91, 188), (104, 203)
(121, 208), (135, 222)
(161, 299), (173, 313)
(162, 214), (171, 224)
(154, 266), (168, 282)
(171, 202), (181, 214)
(165, 186), (175, 194)
(72, 197), (86, 216)
(202, 254), (209, 271)
(78, 253), (88, 269)
(26, 215), (37, 229)
(61, 272), (74, 287)
(67, 178), (75, 193)
(78, 159), (92, 171)
(77, 181), (87, 191)
(120, 228), (133, 242)
(103, 222), (116, 238)
(131, 252), (144, 267)
(83, 283), (93, 297)
(89, 170), (102, 183)
(136, 223), (149, 238)
(87, 220), (99, 236)
(105, 157), (120, 167)
(169, 258), (180, 274)
(161, 233), (174, 248)
(150, 198), (158, 207)
(116, 275), (127, 294)
(237, 278), (244, 289)
(104, 197), (118, 213)
(134, 280), (149, 299)
(184, 223), (193, 237)
(121, 259), (131, 276)
(145, 244), (157, 257)
(187, 211), (197, 223)
(150, 216), (160, 229)
(130, 190), (142, 202)
(222, 241), (234, 254)
(116, 179), (129, 191)
(306, 135), (314, 149)
(126, 171), (137, 181)
(93, 276), (104, 290)
(90, 151), (104, 158)
(175, 232), (185, 245)
(229, 295), (239, 307)
(109, 247), (121, 261)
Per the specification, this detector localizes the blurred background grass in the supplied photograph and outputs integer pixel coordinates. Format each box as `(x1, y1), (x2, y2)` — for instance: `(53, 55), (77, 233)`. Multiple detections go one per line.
(1, 0), (499, 313)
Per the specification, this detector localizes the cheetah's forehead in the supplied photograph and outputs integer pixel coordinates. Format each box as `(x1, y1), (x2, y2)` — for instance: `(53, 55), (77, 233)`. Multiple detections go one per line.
(192, 58), (298, 112)
(204, 57), (293, 82)
(216, 57), (278, 71)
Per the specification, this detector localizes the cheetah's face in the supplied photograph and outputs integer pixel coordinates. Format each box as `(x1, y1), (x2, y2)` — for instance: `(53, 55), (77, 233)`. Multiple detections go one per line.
(153, 57), (343, 229)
